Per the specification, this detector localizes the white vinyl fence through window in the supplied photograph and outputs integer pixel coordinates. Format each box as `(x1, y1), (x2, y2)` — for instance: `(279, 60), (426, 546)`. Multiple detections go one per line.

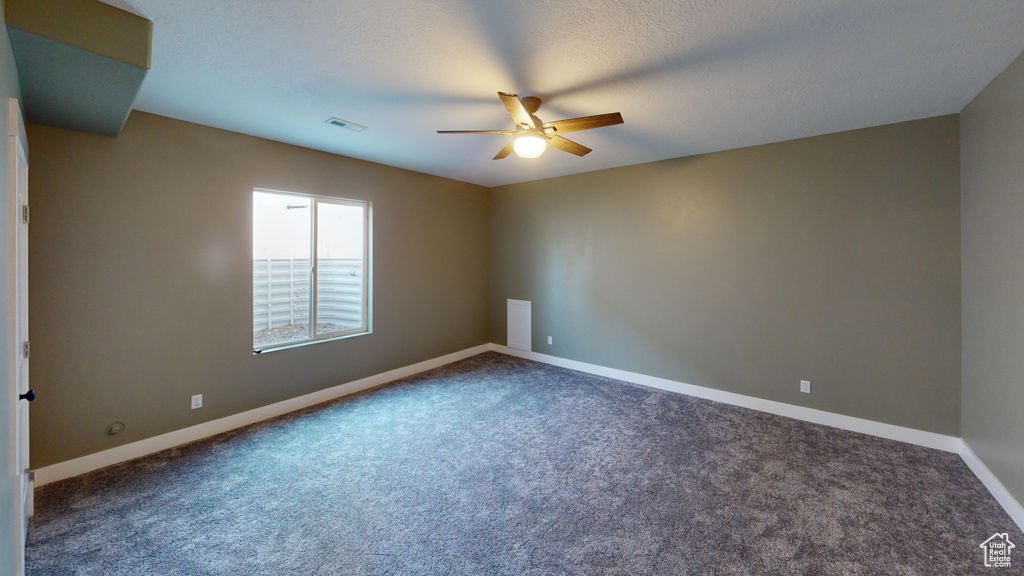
(253, 258), (364, 331)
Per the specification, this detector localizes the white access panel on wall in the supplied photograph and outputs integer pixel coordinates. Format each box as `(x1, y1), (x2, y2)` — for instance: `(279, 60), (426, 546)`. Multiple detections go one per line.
(507, 299), (532, 352)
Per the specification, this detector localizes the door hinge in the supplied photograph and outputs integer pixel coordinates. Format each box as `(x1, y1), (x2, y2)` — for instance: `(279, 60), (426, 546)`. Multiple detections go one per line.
(25, 469), (34, 483)
(22, 205), (29, 224)
(22, 341), (29, 358)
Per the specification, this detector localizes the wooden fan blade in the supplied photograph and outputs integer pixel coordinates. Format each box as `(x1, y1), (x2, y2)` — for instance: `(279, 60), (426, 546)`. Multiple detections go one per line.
(499, 92), (538, 129)
(547, 135), (592, 156)
(437, 130), (514, 134)
(543, 112), (623, 134)
(493, 141), (515, 160)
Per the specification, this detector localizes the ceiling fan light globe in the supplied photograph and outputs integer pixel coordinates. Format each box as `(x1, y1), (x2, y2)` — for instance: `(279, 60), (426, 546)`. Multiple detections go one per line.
(513, 133), (546, 158)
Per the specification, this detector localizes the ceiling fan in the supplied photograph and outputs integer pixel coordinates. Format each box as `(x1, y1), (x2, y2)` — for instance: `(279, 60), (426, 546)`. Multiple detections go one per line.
(438, 92), (624, 159)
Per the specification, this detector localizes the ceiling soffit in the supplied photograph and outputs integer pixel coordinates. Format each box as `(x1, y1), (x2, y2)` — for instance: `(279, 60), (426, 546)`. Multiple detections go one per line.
(5, 0), (151, 136)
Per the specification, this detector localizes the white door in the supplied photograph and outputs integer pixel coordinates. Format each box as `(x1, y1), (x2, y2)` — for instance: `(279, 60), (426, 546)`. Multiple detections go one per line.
(8, 97), (31, 575)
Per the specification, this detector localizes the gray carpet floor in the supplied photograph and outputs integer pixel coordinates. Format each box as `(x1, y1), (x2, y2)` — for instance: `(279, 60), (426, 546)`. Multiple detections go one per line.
(26, 352), (1024, 575)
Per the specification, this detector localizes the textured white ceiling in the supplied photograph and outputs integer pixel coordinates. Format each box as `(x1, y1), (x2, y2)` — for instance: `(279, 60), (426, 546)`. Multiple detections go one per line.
(101, 0), (1024, 187)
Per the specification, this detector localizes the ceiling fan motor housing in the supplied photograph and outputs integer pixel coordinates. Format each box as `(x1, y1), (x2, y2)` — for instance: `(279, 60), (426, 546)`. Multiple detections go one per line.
(521, 96), (542, 114)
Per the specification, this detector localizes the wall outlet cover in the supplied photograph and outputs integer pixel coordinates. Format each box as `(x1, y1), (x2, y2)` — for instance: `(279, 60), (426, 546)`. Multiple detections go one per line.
(191, 394), (203, 409)
(800, 380), (811, 394)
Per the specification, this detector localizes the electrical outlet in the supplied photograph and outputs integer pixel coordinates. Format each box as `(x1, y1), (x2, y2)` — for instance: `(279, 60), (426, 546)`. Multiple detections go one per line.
(800, 380), (811, 394)
(191, 394), (203, 409)
(547, 336), (553, 345)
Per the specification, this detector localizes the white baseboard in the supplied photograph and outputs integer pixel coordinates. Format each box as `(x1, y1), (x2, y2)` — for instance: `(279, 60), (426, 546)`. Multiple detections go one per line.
(490, 344), (961, 451)
(959, 440), (1024, 532)
(489, 344), (1024, 533)
(34, 344), (491, 486)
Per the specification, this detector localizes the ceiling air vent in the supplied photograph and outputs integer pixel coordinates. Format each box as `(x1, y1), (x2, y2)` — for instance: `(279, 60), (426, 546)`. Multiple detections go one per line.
(325, 117), (367, 132)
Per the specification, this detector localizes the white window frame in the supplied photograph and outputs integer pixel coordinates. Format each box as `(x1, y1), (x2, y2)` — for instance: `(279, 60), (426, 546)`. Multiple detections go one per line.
(253, 188), (372, 353)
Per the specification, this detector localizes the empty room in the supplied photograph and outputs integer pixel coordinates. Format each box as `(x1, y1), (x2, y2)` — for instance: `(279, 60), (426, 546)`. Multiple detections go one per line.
(2, 0), (1024, 574)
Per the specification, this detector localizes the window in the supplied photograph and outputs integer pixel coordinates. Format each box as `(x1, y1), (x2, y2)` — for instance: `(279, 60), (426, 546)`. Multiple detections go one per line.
(253, 189), (370, 352)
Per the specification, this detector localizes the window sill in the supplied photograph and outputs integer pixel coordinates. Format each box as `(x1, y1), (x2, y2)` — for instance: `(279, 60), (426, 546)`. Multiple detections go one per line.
(253, 329), (371, 354)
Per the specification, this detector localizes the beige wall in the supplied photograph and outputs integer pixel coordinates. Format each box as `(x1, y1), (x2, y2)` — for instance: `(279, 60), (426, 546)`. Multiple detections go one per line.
(1, 0), (23, 570)
(491, 116), (962, 435)
(27, 110), (966, 466)
(961, 50), (1024, 504)
(27, 111), (490, 467)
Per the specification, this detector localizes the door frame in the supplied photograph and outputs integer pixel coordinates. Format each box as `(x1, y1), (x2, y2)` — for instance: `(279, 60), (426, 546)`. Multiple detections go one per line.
(7, 96), (30, 575)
